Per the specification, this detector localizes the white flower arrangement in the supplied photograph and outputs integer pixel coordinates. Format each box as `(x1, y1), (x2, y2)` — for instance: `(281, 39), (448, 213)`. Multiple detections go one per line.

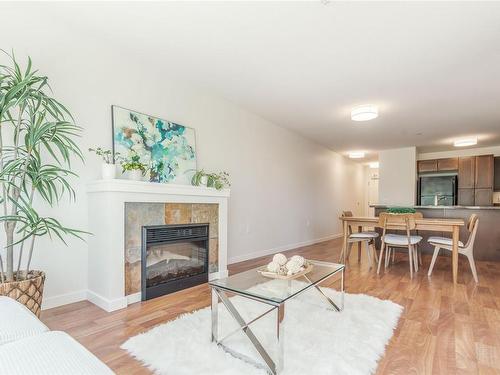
(265, 254), (309, 276)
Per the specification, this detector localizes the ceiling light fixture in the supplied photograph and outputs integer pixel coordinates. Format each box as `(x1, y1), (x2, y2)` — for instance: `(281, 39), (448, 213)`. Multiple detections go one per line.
(351, 104), (378, 121)
(454, 137), (477, 147)
(369, 162), (379, 169)
(349, 151), (365, 159)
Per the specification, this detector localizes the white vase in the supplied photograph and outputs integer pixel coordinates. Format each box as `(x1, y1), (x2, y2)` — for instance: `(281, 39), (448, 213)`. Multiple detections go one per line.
(101, 163), (116, 180)
(128, 169), (143, 181)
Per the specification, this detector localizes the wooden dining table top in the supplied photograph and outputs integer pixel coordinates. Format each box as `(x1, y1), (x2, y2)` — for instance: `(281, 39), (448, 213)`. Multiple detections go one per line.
(339, 216), (465, 231)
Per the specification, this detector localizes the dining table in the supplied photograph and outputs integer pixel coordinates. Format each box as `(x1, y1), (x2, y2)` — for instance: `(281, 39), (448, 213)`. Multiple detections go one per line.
(339, 215), (465, 284)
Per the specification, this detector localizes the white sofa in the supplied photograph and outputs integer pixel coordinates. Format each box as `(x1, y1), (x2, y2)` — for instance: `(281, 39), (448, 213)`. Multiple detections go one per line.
(0, 297), (113, 375)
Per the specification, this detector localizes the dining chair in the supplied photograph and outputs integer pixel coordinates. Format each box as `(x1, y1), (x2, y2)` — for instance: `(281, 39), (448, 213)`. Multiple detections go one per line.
(377, 212), (423, 278)
(386, 211), (424, 268)
(427, 214), (479, 282)
(339, 211), (379, 267)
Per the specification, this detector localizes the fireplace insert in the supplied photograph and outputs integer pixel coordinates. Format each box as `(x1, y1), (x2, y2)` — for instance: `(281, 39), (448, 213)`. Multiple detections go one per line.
(141, 223), (209, 301)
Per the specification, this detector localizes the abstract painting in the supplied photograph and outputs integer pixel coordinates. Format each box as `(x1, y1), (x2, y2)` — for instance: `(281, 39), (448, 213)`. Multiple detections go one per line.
(112, 106), (196, 184)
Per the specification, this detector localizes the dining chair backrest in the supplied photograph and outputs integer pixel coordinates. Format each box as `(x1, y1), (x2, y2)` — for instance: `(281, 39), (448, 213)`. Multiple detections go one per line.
(464, 214), (479, 249)
(378, 212), (417, 231)
(378, 212), (417, 246)
(467, 214), (478, 233)
(413, 212), (423, 219)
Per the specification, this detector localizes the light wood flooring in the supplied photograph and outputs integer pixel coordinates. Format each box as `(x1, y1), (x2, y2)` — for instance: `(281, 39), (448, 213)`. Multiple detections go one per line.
(41, 238), (500, 374)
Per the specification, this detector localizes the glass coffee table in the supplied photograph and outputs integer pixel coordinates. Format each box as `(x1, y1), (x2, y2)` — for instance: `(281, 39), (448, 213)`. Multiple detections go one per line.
(209, 259), (344, 374)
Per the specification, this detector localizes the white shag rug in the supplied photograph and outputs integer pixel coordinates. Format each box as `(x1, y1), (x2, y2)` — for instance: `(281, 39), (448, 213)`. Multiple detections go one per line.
(122, 280), (402, 375)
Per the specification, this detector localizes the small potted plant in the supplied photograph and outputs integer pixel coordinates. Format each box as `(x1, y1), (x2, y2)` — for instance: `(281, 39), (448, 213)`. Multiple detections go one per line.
(88, 147), (119, 180)
(120, 152), (147, 181)
(191, 170), (230, 190)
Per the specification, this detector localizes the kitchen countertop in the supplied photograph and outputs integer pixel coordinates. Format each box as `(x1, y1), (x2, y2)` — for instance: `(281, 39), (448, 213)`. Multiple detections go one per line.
(371, 204), (500, 210)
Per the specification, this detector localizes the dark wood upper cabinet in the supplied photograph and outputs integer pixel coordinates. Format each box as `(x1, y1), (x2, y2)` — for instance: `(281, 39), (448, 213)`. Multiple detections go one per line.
(437, 157), (458, 171)
(458, 156), (476, 189)
(418, 160), (438, 173)
(475, 155), (494, 189)
(494, 156), (500, 192)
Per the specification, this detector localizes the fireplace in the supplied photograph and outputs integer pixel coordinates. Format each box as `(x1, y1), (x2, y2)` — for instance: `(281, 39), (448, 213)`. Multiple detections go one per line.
(141, 223), (209, 301)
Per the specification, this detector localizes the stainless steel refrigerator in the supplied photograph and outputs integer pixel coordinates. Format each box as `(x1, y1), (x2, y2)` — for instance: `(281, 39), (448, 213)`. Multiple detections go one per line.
(418, 174), (458, 206)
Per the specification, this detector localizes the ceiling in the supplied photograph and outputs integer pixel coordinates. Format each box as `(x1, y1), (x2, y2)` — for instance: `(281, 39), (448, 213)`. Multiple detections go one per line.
(4, 1), (500, 160)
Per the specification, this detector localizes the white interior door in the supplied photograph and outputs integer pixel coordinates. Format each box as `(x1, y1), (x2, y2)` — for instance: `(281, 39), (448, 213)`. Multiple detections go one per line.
(366, 175), (379, 216)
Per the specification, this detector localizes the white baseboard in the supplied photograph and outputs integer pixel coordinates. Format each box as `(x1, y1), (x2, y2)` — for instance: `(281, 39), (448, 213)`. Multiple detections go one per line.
(86, 290), (128, 312)
(127, 292), (141, 305)
(228, 233), (342, 265)
(42, 290), (88, 310)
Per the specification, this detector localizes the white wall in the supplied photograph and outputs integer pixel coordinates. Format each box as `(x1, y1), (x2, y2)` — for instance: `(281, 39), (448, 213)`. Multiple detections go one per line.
(378, 147), (417, 206)
(0, 11), (364, 308)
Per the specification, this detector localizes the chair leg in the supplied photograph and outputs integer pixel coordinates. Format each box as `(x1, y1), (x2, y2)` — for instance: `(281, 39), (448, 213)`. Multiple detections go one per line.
(377, 243), (385, 274)
(408, 245), (413, 279)
(365, 241), (372, 268)
(418, 246), (423, 266)
(427, 246), (440, 277)
(346, 242), (355, 262)
(466, 253), (479, 283)
(413, 246), (418, 272)
(385, 247), (391, 269)
(371, 241), (378, 263)
(392, 247), (395, 264)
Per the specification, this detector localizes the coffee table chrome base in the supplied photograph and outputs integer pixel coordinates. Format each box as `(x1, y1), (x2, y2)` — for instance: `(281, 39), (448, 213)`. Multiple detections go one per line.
(210, 269), (344, 375)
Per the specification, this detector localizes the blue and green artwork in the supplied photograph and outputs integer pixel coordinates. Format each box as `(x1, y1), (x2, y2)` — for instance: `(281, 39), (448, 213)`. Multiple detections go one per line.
(112, 106), (196, 184)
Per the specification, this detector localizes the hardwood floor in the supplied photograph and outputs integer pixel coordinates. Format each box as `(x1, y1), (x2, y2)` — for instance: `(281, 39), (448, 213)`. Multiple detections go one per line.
(41, 238), (500, 374)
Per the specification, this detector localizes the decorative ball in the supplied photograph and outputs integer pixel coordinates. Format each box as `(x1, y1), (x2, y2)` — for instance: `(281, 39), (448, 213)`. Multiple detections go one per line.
(286, 259), (302, 275)
(290, 255), (305, 267)
(267, 261), (281, 273)
(273, 253), (288, 266)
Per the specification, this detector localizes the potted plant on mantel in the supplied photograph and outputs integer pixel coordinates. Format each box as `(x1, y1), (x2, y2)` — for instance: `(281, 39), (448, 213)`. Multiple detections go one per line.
(0, 51), (85, 317)
(88, 147), (119, 180)
(119, 151), (147, 181)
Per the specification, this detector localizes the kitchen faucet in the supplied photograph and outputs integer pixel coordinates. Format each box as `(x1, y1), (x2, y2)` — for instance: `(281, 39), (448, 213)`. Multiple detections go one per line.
(434, 194), (447, 206)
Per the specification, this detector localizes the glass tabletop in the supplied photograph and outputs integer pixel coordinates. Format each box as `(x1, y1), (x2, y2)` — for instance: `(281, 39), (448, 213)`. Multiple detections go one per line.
(209, 259), (344, 304)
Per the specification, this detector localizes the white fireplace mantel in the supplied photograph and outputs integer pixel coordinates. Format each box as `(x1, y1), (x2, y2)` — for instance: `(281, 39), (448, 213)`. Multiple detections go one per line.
(87, 179), (230, 312)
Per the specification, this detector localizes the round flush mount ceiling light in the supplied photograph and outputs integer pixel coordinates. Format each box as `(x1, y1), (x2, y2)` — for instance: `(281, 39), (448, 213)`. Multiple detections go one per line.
(454, 137), (477, 147)
(349, 151), (365, 159)
(351, 104), (378, 121)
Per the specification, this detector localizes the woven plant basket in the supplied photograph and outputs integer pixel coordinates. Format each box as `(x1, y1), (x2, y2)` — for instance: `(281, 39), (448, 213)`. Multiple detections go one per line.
(0, 271), (45, 317)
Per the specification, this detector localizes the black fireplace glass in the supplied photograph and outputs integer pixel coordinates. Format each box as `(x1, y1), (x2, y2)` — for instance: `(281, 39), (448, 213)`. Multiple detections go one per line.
(141, 224), (209, 300)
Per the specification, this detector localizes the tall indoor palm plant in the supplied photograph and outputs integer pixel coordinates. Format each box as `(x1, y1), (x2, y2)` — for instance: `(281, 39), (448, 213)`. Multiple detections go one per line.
(0, 51), (84, 315)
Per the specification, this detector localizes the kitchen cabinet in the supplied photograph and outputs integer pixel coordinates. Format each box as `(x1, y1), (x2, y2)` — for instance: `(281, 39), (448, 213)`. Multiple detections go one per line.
(458, 188), (475, 206)
(437, 157), (459, 171)
(458, 156), (476, 189)
(417, 154), (495, 206)
(475, 188), (493, 206)
(418, 160), (438, 173)
(493, 156), (500, 191)
(475, 155), (494, 189)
